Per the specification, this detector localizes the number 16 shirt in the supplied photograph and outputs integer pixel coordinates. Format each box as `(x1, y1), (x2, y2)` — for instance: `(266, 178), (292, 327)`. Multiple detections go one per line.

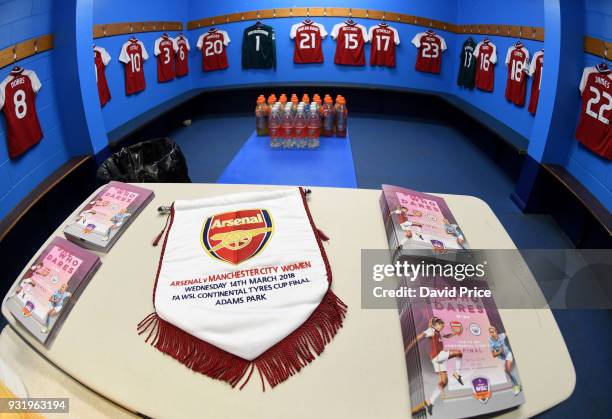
(119, 38), (149, 95)
(197, 28), (230, 71)
(0, 68), (43, 159)
(474, 40), (497, 92)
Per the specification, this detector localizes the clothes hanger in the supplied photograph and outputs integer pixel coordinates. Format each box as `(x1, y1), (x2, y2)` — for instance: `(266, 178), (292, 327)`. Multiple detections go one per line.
(597, 45), (609, 72)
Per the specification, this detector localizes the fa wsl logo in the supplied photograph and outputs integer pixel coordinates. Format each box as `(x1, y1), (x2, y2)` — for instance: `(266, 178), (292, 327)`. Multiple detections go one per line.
(202, 209), (273, 265)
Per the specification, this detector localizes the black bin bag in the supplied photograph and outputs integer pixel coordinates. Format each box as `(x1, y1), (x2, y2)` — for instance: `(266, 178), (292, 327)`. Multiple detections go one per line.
(97, 138), (191, 183)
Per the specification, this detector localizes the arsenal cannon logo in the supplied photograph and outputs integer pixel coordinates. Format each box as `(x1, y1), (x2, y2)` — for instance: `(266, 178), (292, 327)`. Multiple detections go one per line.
(201, 209), (274, 264)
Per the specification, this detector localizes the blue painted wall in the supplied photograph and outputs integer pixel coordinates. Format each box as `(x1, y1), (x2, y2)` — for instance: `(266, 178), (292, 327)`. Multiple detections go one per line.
(562, 0), (612, 211)
(0, 0), (85, 220)
(453, 0), (545, 139)
(92, 0), (190, 133)
(187, 1), (458, 94)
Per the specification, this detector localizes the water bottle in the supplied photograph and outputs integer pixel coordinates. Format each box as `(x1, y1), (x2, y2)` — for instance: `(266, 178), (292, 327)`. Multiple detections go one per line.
(335, 97), (348, 138)
(255, 95), (267, 136)
(281, 104), (294, 148)
(322, 96), (335, 137)
(307, 104), (321, 148)
(269, 106), (281, 148)
(294, 106), (307, 148)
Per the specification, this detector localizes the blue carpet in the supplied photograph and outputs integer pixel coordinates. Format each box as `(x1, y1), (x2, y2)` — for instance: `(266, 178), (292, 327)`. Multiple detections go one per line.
(217, 131), (357, 187)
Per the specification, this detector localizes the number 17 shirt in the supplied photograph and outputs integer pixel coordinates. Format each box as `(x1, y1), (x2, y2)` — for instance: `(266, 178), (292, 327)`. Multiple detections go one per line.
(474, 40), (497, 92)
(119, 38), (149, 95)
(369, 23), (400, 68)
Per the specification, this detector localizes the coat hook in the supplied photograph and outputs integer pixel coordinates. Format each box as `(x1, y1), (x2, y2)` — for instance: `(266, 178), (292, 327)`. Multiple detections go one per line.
(507, 26), (511, 36)
(103, 25), (107, 36)
(241, 13), (244, 21)
(307, 7), (310, 17)
(13, 46), (17, 63)
(519, 26), (523, 37)
(323, 7), (327, 16)
(414, 17), (418, 24)
(382, 12), (386, 21)
(603, 41), (608, 61)
(130, 23), (133, 34)
(34, 39), (38, 53)
(349, 8), (352, 18)
(289, 8), (293, 17)
(212, 16), (215, 25)
(429, 21), (433, 28)
(532, 27), (536, 38)
(257, 10), (260, 20)
(496, 25), (500, 34)
(273, 9), (276, 18)
(365, 9), (369, 19)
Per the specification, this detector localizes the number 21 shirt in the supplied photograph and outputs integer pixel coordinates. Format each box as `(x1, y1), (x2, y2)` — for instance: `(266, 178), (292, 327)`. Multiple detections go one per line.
(0, 68), (43, 159)
(411, 30), (447, 74)
(290, 20), (327, 64)
(154, 34), (178, 82)
(576, 66), (612, 160)
(119, 38), (149, 95)
(197, 28), (230, 72)
(331, 20), (369, 66)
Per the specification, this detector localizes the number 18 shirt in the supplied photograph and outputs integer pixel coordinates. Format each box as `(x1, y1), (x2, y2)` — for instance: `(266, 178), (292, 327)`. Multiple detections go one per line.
(197, 28), (230, 72)
(119, 38), (149, 95)
(0, 68), (43, 159)
(411, 30), (447, 74)
(331, 21), (369, 66)
(504, 43), (530, 106)
(368, 23), (400, 68)
(290, 20), (327, 64)
(576, 66), (612, 160)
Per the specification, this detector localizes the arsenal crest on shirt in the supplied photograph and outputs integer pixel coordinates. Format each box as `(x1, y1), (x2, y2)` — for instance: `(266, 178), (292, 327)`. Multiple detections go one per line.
(202, 209), (274, 265)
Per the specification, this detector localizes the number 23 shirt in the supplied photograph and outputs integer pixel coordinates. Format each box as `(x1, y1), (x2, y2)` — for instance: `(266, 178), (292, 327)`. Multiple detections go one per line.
(197, 28), (231, 72)
(411, 30), (447, 74)
(0, 68), (43, 158)
(119, 38), (149, 95)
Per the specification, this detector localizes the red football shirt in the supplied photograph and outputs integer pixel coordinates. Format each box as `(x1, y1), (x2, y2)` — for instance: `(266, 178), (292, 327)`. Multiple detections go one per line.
(528, 50), (544, 114)
(505, 43), (530, 106)
(154, 34), (178, 82)
(174, 34), (191, 77)
(0, 68), (43, 159)
(331, 21), (369, 66)
(119, 38), (149, 95)
(290, 19), (327, 64)
(411, 30), (447, 74)
(197, 29), (230, 71)
(94, 46), (111, 106)
(576, 66), (612, 160)
(369, 23), (400, 68)
(474, 40), (497, 92)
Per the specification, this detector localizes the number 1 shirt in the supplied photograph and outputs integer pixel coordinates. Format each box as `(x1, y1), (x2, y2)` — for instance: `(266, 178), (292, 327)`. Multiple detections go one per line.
(576, 66), (612, 160)
(119, 38), (149, 95)
(242, 23), (276, 70)
(411, 30), (447, 74)
(505, 43), (530, 106)
(197, 28), (230, 72)
(0, 68), (43, 159)
(331, 20), (369, 66)
(368, 23), (400, 68)
(154, 34), (178, 82)
(474, 40), (497, 92)
(290, 19), (327, 64)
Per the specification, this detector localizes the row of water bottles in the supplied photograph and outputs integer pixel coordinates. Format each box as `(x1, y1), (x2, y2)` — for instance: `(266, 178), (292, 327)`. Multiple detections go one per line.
(255, 93), (348, 149)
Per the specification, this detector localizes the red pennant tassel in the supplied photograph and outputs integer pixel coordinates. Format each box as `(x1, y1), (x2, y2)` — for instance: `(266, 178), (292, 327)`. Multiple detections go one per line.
(152, 208), (172, 247)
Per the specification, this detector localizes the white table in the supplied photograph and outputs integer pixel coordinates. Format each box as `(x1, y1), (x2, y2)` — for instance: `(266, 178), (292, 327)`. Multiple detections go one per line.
(2, 184), (575, 418)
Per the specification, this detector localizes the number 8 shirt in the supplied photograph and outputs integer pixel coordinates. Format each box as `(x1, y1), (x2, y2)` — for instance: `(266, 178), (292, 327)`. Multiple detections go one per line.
(119, 38), (149, 95)
(290, 19), (327, 64)
(0, 68), (43, 159)
(197, 28), (230, 72)
(576, 65), (612, 160)
(331, 20), (369, 66)
(154, 34), (178, 82)
(411, 30), (447, 74)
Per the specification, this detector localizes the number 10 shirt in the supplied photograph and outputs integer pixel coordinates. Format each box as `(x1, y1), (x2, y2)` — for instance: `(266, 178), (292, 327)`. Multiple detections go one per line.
(119, 38), (149, 95)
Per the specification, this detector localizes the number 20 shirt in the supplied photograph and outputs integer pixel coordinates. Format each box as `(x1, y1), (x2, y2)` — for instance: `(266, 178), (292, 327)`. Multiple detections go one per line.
(331, 21), (369, 66)
(290, 20), (327, 64)
(154, 34), (178, 82)
(369, 23), (400, 68)
(504, 43), (530, 106)
(411, 30), (447, 74)
(197, 28), (230, 72)
(576, 66), (612, 160)
(0, 68), (43, 158)
(119, 38), (149, 95)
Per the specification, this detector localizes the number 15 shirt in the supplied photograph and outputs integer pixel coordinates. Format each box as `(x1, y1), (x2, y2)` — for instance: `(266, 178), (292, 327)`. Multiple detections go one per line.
(0, 68), (42, 158)
(197, 28), (230, 71)
(411, 30), (447, 74)
(331, 21), (369, 66)
(119, 38), (149, 95)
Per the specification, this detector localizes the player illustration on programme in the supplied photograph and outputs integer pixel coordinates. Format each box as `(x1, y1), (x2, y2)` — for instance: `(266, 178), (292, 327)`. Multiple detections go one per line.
(10, 262), (44, 300)
(110, 208), (131, 230)
(489, 326), (522, 396)
(406, 317), (464, 415)
(443, 218), (466, 249)
(392, 206), (425, 245)
(41, 283), (72, 334)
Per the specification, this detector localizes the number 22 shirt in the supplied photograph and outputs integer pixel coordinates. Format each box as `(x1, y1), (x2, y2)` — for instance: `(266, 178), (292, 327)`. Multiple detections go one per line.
(411, 30), (447, 74)
(0, 68), (43, 159)
(197, 28), (230, 72)
(576, 66), (612, 160)
(119, 38), (149, 95)
(154, 35), (178, 82)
